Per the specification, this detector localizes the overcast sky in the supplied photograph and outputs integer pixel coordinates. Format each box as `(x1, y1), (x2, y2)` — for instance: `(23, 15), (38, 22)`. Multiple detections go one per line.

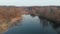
(0, 0), (60, 6)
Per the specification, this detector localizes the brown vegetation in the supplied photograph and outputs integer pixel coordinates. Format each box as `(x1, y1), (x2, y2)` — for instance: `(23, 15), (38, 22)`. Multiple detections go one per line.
(28, 6), (60, 23)
(0, 6), (25, 34)
(0, 6), (60, 34)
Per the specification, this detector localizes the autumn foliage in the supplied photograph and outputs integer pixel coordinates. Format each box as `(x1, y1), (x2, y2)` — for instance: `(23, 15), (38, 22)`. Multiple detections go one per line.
(0, 6), (60, 34)
(28, 6), (60, 22)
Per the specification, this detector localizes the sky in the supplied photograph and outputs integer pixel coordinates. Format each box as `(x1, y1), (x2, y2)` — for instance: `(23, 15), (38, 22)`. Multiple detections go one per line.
(0, 0), (60, 6)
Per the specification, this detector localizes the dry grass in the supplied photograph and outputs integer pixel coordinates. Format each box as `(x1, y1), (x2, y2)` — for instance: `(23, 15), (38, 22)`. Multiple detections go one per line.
(0, 6), (23, 34)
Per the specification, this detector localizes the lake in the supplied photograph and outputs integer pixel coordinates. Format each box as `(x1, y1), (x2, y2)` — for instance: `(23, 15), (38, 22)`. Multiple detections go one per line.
(4, 14), (60, 34)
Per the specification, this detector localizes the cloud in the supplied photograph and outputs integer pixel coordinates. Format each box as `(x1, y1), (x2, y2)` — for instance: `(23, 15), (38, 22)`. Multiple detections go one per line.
(0, 0), (59, 6)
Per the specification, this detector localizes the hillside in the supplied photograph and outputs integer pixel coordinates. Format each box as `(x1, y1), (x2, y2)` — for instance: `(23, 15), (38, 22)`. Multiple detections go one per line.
(0, 6), (60, 34)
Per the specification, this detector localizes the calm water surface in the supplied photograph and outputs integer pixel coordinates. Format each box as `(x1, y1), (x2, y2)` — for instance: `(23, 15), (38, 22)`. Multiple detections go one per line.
(4, 14), (60, 34)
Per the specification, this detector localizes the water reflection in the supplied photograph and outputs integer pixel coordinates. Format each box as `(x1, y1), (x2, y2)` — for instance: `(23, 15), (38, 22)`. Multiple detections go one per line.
(3, 14), (60, 34)
(0, 15), (23, 34)
(38, 16), (60, 34)
(31, 14), (60, 34)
